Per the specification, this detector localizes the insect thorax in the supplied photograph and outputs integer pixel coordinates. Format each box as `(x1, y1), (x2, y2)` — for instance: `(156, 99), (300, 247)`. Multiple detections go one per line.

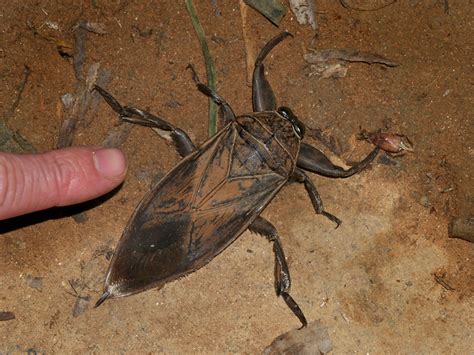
(234, 112), (300, 177)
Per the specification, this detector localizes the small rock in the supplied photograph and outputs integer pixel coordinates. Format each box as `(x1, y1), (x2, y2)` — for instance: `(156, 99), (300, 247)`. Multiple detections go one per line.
(419, 195), (431, 208)
(164, 100), (182, 109)
(73, 212), (89, 224)
(263, 320), (333, 354)
(72, 295), (91, 317)
(25, 275), (43, 291)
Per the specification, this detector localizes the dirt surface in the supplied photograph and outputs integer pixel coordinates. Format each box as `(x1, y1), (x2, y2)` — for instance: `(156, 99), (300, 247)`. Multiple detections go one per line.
(1, 1), (473, 353)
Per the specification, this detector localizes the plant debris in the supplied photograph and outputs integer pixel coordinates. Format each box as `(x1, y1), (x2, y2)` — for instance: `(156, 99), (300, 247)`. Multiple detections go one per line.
(305, 48), (399, 67)
(27, 21), (73, 59)
(340, 0), (397, 12)
(57, 63), (110, 148)
(73, 23), (87, 80)
(308, 62), (348, 78)
(240, 0), (258, 84)
(57, 19), (110, 148)
(244, 0), (287, 26)
(78, 22), (107, 35)
(25, 275), (43, 291)
(185, 0), (217, 137)
(0, 311), (15, 321)
(263, 320), (333, 354)
(433, 270), (455, 291)
(0, 65), (36, 153)
(102, 122), (133, 148)
(67, 245), (112, 317)
(72, 294), (91, 318)
(289, 0), (318, 30)
(7, 65), (32, 121)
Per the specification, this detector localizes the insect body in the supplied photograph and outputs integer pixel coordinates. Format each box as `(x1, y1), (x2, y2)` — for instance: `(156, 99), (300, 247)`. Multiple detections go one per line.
(94, 32), (379, 328)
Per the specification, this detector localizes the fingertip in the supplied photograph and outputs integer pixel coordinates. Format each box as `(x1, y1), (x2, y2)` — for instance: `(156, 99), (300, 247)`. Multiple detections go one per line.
(0, 147), (129, 220)
(92, 148), (127, 181)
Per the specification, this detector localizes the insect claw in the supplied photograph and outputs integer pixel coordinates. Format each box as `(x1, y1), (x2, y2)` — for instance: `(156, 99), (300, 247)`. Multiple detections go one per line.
(322, 211), (342, 228)
(93, 85), (126, 114)
(186, 63), (200, 83)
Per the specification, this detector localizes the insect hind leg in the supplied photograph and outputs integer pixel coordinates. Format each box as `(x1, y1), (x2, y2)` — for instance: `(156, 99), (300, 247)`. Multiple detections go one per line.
(249, 216), (308, 328)
(94, 85), (195, 157)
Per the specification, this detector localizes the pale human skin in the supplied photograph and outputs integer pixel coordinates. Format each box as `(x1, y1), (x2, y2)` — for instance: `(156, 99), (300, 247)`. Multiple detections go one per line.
(0, 147), (127, 220)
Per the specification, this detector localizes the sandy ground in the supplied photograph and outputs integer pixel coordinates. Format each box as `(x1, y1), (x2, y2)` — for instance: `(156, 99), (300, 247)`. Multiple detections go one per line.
(1, 1), (473, 353)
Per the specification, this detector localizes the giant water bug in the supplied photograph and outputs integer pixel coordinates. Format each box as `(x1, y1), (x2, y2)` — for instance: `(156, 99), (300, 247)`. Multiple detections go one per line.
(94, 32), (380, 328)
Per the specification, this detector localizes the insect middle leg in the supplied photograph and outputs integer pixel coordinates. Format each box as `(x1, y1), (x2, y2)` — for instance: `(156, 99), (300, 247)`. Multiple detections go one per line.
(94, 85), (195, 157)
(291, 168), (342, 228)
(249, 216), (308, 328)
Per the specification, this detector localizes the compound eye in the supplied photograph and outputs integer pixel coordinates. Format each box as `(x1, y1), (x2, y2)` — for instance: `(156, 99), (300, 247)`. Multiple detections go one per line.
(293, 124), (303, 138)
(277, 106), (292, 120)
(277, 106), (305, 139)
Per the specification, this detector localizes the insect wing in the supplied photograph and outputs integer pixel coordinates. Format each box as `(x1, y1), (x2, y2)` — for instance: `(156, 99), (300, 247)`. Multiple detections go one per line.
(104, 124), (286, 297)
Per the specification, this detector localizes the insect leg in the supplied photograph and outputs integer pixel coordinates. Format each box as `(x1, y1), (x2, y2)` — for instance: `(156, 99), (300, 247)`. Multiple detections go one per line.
(297, 142), (380, 178)
(291, 168), (342, 228)
(94, 85), (195, 157)
(252, 32), (292, 112)
(249, 216), (308, 328)
(186, 64), (236, 124)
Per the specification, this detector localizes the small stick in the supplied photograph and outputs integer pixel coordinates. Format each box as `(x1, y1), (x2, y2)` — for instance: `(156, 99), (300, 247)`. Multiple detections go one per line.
(239, 0), (257, 85)
(73, 22), (87, 80)
(4, 65), (36, 153)
(434, 274), (455, 291)
(7, 65), (31, 121)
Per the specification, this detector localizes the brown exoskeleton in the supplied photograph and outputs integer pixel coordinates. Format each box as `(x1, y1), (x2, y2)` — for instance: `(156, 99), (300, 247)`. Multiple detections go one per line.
(94, 32), (380, 328)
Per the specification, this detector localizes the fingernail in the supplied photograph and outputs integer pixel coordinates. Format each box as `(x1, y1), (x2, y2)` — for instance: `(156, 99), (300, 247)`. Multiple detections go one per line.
(93, 148), (127, 179)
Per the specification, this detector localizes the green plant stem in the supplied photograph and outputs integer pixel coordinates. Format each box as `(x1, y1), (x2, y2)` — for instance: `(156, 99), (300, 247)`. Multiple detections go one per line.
(185, 0), (217, 137)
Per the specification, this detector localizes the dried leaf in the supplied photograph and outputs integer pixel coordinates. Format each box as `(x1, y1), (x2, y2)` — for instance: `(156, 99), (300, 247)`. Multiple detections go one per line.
(264, 320), (333, 354)
(340, 0), (397, 12)
(82, 22), (107, 34)
(305, 48), (399, 67)
(72, 295), (91, 317)
(309, 63), (348, 78)
(244, 0), (287, 26)
(289, 0), (317, 30)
